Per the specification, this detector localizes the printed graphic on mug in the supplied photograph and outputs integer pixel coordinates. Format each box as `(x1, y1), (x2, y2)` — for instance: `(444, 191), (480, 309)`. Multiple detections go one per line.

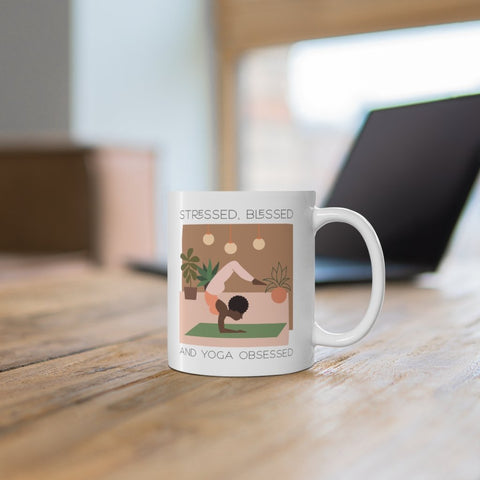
(179, 223), (293, 347)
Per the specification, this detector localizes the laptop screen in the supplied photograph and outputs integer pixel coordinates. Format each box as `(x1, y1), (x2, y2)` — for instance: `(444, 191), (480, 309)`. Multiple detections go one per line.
(315, 94), (480, 268)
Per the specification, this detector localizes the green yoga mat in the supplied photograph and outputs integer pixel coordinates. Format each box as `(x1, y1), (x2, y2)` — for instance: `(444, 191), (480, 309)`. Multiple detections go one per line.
(185, 322), (287, 338)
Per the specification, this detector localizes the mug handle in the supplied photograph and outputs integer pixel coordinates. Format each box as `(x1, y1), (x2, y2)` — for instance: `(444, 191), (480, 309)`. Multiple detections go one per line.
(312, 207), (385, 347)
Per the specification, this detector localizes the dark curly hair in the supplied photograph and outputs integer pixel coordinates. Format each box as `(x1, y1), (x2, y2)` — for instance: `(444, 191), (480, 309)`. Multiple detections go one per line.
(228, 295), (249, 314)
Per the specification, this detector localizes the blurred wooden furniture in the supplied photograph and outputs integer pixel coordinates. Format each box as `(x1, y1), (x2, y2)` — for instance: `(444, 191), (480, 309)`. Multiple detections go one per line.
(1, 258), (479, 479)
(0, 143), (155, 266)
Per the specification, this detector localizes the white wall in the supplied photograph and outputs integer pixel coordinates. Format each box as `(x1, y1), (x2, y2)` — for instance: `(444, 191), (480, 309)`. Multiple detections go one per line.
(0, 0), (71, 136)
(72, 0), (216, 259)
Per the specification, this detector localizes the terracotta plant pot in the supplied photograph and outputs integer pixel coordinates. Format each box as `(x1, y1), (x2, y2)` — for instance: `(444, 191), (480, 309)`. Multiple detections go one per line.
(271, 287), (287, 303)
(184, 287), (197, 300)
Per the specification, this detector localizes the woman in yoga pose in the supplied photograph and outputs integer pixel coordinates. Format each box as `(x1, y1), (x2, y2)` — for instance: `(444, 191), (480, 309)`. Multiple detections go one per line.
(205, 261), (265, 333)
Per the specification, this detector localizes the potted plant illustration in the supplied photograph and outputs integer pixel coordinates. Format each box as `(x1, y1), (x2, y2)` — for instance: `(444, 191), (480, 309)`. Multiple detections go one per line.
(181, 248), (200, 299)
(263, 262), (291, 303)
(196, 259), (220, 290)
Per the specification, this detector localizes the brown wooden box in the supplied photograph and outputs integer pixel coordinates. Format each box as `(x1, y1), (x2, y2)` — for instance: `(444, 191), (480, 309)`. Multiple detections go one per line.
(0, 143), (155, 266)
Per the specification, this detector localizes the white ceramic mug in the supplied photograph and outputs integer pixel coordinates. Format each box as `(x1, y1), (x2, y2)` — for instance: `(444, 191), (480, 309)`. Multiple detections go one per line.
(168, 191), (385, 377)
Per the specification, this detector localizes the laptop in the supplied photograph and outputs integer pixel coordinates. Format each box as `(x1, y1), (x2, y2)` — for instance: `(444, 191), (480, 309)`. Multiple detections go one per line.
(315, 94), (480, 283)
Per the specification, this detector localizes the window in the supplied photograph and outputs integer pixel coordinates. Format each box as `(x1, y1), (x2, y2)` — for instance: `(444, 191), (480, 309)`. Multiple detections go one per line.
(236, 20), (480, 257)
(238, 21), (480, 203)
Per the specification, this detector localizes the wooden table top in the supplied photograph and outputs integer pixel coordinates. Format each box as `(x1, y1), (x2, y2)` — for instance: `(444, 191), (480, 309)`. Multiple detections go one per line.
(1, 260), (480, 479)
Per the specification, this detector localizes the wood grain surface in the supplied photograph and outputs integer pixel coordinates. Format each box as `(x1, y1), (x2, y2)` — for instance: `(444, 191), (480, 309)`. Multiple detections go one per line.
(0, 261), (479, 479)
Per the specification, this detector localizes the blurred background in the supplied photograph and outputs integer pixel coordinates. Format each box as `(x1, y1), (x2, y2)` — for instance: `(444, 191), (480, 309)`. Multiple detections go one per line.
(1, 0), (479, 281)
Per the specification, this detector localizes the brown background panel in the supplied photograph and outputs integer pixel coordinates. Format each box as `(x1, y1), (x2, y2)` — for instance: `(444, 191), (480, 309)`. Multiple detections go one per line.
(182, 223), (293, 328)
